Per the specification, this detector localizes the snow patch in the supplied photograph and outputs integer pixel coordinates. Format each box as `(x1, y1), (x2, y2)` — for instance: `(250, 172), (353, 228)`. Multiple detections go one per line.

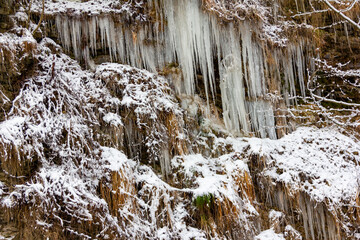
(255, 228), (285, 240)
(103, 112), (122, 126)
(101, 147), (129, 171)
(228, 127), (360, 204)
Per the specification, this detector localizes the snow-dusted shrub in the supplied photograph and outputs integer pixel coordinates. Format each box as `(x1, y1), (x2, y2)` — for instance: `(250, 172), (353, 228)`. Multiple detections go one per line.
(95, 63), (186, 176)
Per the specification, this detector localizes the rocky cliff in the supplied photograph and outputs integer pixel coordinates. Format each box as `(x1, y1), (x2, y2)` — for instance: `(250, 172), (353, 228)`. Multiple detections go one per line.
(0, 0), (359, 239)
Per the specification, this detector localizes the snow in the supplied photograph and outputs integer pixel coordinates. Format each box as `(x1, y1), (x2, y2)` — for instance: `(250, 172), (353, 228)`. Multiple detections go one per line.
(0, 235), (15, 240)
(262, 24), (288, 46)
(136, 156), (258, 238)
(172, 153), (249, 197)
(96, 63), (181, 117)
(227, 127), (360, 205)
(0, 182), (4, 196)
(133, 164), (209, 238)
(101, 147), (130, 171)
(0, 32), (145, 238)
(0, 30), (36, 46)
(255, 228), (285, 240)
(269, 210), (284, 221)
(170, 152), (259, 232)
(103, 112), (122, 126)
(284, 225), (302, 240)
(172, 203), (207, 240)
(0, 117), (26, 145)
(0, 30), (37, 80)
(31, 0), (143, 17)
(0, 31), (209, 239)
(96, 62), (183, 175)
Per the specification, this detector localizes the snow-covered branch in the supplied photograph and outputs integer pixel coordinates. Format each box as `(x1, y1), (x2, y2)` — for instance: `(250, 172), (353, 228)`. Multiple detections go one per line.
(322, 0), (360, 30)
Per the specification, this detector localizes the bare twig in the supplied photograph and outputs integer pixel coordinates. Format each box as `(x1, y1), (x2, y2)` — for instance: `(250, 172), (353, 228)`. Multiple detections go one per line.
(26, 0), (33, 29)
(32, 0), (45, 35)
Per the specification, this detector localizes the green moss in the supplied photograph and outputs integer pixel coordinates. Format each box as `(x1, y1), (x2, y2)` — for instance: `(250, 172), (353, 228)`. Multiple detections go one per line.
(194, 194), (213, 210)
(193, 193), (214, 227)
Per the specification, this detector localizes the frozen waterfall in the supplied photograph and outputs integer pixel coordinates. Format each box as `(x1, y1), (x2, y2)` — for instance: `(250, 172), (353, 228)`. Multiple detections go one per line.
(54, 0), (307, 139)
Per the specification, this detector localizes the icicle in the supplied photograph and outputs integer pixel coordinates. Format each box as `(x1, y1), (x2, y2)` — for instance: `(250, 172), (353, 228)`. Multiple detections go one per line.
(54, 0), (308, 139)
(295, 43), (306, 97)
(246, 101), (277, 139)
(241, 23), (267, 98)
(220, 54), (249, 134)
(283, 49), (297, 106)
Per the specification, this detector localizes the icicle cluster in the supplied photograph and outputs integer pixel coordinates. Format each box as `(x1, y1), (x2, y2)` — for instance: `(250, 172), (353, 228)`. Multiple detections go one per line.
(52, 0), (307, 138)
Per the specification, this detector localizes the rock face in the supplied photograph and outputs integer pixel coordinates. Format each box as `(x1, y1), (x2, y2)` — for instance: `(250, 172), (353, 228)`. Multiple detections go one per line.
(0, 0), (359, 239)
(0, 0), (14, 32)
